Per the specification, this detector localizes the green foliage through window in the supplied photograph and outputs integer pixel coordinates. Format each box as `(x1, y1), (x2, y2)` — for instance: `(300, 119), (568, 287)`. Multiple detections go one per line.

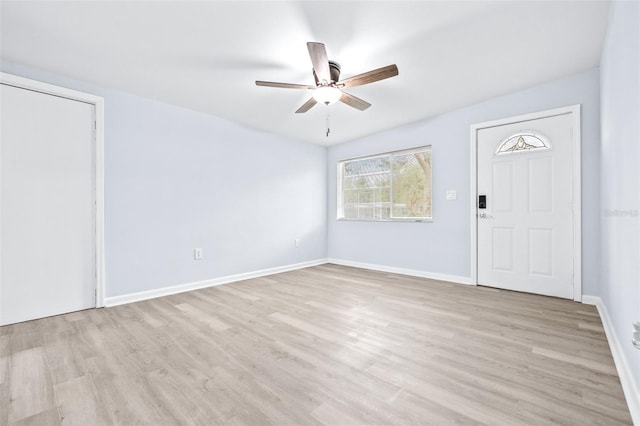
(338, 147), (432, 221)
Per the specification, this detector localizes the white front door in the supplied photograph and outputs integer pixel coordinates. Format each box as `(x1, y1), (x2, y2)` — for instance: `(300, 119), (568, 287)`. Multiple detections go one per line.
(476, 111), (576, 299)
(1, 83), (96, 325)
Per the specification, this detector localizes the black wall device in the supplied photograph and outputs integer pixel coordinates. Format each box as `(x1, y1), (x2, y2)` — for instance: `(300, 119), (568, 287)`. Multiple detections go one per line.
(478, 195), (487, 209)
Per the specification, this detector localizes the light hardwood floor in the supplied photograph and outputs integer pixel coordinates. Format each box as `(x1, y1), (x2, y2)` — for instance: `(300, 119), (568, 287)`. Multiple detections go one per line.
(0, 264), (632, 425)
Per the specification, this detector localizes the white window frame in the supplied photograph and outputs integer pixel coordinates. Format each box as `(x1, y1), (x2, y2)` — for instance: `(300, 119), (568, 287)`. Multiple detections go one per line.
(337, 146), (432, 222)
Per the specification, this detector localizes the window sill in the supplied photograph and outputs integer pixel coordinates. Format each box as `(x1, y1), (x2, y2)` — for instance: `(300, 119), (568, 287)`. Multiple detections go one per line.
(336, 218), (433, 223)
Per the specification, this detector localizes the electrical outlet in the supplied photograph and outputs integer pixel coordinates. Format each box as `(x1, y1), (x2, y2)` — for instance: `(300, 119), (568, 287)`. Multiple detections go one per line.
(194, 248), (203, 260)
(446, 190), (457, 200)
(295, 239), (301, 248)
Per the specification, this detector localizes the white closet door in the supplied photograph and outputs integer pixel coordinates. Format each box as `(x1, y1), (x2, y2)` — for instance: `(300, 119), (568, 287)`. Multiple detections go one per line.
(1, 83), (96, 325)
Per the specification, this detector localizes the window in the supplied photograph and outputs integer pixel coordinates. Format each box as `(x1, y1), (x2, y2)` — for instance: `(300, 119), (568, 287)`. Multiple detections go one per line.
(495, 132), (550, 155)
(337, 147), (432, 221)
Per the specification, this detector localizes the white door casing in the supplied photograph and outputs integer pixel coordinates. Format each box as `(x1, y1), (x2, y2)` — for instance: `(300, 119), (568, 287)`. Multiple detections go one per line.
(470, 106), (581, 300)
(0, 73), (105, 325)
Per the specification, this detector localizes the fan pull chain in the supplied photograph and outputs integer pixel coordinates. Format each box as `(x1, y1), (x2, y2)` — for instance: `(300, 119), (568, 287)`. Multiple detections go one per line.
(326, 112), (330, 137)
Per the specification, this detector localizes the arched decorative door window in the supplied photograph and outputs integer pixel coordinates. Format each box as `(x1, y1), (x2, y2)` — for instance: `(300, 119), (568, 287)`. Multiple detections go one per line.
(495, 131), (551, 155)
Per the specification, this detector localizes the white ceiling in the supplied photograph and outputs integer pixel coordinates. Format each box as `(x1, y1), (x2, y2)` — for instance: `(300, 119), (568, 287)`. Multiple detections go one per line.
(1, 1), (610, 145)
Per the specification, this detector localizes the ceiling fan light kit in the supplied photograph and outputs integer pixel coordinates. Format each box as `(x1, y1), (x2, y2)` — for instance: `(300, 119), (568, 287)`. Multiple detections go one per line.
(312, 86), (342, 105)
(255, 42), (398, 114)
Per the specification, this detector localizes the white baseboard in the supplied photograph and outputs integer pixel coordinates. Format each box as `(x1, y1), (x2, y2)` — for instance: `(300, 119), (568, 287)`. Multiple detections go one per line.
(106, 258), (472, 307)
(326, 258), (472, 285)
(105, 258), (328, 307)
(580, 295), (601, 306)
(105, 257), (473, 307)
(582, 295), (640, 425)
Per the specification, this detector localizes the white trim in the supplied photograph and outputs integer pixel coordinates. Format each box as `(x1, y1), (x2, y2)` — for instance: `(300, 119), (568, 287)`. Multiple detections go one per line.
(469, 124), (478, 286)
(106, 258), (472, 307)
(571, 106), (582, 302)
(580, 295), (600, 306)
(0, 72), (106, 308)
(469, 105), (582, 301)
(582, 295), (640, 424)
(105, 259), (328, 307)
(327, 258), (471, 285)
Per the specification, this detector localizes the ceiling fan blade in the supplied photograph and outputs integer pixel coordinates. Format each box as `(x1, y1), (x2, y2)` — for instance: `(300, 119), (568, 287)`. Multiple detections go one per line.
(307, 42), (331, 83)
(337, 64), (399, 88)
(295, 97), (318, 113)
(256, 81), (314, 89)
(340, 92), (371, 111)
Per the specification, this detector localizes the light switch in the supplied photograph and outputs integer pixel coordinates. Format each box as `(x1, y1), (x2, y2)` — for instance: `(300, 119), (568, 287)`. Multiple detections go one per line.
(194, 248), (203, 260)
(446, 190), (457, 200)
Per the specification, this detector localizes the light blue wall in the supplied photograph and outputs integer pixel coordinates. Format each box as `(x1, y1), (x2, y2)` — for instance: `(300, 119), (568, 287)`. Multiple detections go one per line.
(1, 62), (328, 298)
(327, 69), (601, 294)
(599, 0), (640, 401)
(1, 62), (604, 298)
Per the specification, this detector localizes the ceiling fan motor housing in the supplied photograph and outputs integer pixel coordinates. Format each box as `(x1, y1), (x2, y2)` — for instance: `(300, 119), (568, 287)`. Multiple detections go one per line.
(313, 61), (341, 85)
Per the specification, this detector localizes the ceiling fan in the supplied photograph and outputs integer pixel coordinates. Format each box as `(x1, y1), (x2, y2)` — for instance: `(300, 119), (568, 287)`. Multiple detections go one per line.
(255, 42), (399, 113)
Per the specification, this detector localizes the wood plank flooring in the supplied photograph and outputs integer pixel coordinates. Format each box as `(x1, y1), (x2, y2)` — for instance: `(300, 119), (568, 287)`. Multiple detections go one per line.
(0, 264), (632, 425)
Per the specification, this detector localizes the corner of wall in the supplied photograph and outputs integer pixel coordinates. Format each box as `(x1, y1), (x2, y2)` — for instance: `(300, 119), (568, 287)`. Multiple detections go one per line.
(582, 295), (640, 424)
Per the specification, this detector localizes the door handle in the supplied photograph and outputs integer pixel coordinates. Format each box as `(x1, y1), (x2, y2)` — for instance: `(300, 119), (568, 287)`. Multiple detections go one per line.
(478, 213), (494, 219)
